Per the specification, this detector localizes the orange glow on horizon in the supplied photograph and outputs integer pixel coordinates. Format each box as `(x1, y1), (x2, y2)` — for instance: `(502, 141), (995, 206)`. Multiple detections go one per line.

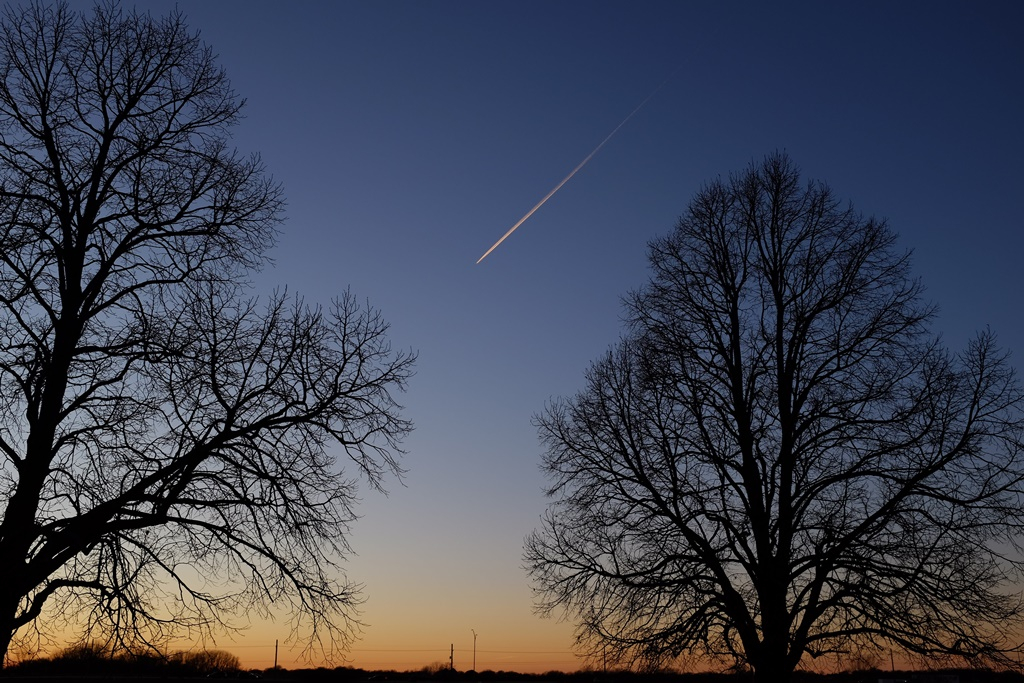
(195, 633), (583, 674)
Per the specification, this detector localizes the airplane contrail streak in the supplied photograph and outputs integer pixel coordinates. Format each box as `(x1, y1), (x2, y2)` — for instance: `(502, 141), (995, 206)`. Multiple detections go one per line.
(476, 70), (679, 264)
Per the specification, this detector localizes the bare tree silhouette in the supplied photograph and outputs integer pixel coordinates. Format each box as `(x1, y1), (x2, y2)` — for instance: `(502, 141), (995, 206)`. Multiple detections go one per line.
(0, 2), (414, 664)
(525, 153), (1024, 682)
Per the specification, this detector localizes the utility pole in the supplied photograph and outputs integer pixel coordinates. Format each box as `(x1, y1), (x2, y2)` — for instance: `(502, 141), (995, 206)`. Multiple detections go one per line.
(450, 643), (454, 671)
(471, 629), (477, 671)
(274, 639), (279, 669)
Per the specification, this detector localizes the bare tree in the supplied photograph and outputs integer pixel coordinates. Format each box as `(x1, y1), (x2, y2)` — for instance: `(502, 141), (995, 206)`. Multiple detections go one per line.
(525, 154), (1024, 682)
(0, 2), (415, 665)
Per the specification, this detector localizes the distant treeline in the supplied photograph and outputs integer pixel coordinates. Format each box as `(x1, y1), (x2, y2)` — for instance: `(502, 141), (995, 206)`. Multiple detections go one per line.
(4, 641), (243, 677)
(354, 668), (1024, 683)
(5, 646), (1024, 683)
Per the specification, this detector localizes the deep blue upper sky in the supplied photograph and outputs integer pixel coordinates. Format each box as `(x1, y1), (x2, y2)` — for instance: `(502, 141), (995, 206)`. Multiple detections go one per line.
(123, 0), (1024, 671)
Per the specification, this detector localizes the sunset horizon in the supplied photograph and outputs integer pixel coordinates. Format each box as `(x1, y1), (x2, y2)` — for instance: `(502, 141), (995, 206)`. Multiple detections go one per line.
(2, 2), (1022, 682)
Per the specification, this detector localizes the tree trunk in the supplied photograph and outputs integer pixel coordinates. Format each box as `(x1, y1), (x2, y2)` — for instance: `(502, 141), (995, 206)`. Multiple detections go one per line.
(0, 466), (46, 668)
(0, 589), (20, 668)
(752, 652), (795, 683)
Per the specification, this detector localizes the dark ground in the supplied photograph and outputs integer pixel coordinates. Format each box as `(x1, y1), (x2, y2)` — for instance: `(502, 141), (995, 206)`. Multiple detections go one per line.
(3, 665), (1024, 683)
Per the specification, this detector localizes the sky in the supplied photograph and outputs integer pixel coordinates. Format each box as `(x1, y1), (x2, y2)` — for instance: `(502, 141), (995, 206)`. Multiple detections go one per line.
(109, 0), (1024, 673)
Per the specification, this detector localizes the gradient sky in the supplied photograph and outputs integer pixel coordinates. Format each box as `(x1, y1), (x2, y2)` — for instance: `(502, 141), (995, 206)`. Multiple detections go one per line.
(115, 0), (1024, 673)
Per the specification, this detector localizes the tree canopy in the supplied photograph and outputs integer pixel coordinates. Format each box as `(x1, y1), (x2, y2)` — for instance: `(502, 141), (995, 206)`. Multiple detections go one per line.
(0, 1), (414, 664)
(525, 154), (1024, 682)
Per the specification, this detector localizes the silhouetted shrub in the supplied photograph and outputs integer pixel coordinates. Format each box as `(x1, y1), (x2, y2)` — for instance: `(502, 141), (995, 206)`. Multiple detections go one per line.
(170, 648), (243, 674)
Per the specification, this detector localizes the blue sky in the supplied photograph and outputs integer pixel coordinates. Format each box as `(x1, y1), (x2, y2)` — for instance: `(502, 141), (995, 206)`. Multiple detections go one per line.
(126, 0), (1024, 671)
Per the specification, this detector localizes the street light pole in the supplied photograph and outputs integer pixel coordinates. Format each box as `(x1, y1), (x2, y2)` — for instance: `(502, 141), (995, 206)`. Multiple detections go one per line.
(471, 629), (477, 671)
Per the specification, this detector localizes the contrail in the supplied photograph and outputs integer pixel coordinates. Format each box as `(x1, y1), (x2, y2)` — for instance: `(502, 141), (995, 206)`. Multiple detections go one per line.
(476, 70), (679, 264)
